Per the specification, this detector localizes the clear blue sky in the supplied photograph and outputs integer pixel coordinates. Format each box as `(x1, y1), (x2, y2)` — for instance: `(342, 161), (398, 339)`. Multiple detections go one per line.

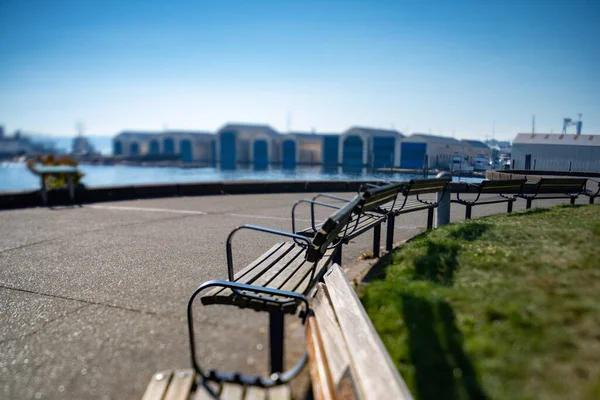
(1, 0), (599, 140)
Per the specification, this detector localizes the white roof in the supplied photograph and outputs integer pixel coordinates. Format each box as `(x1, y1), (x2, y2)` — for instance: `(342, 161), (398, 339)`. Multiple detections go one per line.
(513, 133), (600, 147)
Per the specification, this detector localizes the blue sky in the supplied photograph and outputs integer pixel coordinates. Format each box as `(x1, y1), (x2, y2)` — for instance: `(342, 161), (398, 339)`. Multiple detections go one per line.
(1, 0), (599, 140)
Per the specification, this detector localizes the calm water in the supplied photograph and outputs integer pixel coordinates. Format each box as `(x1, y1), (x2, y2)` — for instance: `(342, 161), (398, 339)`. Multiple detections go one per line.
(0, 163), (483, 192)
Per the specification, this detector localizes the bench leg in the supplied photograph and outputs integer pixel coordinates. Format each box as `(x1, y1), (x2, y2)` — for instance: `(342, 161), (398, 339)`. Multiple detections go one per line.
(507, 201), (513, 213)
(333, 245), (342, 266)
(590, 196), (595, 205)
(526, 199), (532, 209)
(465, 205), (472, 220)
(67, 174), (75, 204)
(386, 215), (395, 251)
(373, 223), (381, 258)
(426, 208), (434, 230)
(269, 311), (285, 373)
(570, 197), (576, 205)
(40, 175), (48, 206)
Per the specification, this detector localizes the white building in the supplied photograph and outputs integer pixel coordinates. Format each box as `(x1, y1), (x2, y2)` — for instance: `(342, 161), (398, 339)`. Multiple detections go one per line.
(512, 133), (600, 172)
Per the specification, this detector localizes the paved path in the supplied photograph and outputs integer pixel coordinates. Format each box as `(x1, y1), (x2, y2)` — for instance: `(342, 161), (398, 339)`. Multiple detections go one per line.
(0, 192), (586, 399)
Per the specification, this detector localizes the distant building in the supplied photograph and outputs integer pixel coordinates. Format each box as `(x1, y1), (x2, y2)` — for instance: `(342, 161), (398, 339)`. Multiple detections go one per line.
(158, 131), (215, 163)
(216, 123), (280, 169)
(113, 131), (158, 157)
(461, 140), (492, 162)
(113, 130), (216, 163)
(0, 130), (51, 158)
(339, 127), (404, 171)
(512, 133), (600, 172)
(400, 134), (466, 169)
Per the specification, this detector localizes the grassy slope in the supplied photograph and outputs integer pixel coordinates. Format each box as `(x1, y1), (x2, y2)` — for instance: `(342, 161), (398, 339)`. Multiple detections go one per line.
(360, 205), (600, 400)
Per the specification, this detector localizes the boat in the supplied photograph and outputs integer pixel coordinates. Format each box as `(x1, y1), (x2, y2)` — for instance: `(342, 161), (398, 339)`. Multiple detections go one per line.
(448, 154), (474, 172)
(473, 156), (492, 172)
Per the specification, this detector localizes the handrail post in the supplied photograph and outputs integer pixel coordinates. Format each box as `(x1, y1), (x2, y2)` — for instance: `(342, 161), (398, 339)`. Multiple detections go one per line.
(436, 186), (451, 228)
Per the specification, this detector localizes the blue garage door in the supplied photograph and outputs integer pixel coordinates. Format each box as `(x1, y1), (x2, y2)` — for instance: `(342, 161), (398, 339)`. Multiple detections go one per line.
(220, 132), (236, 169)
(282, 140), (296, 169)
(400, 142), (427, 169)
(343, 136), (363, 172)
(373, 137), (395, 168)
(163, 138), (175, 154)
(180, 139), (193, 162)
(253, 140), (268, 170)
(149, 140), (159, 154)
(130, 142), (139, 156)
(323, 136), (339, 166)
(113, 140), (122, 155)
(211, 140), (216, 167)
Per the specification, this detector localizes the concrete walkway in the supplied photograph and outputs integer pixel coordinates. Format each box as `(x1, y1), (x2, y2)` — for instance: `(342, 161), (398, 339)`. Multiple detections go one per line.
(0, 192), (587, 399)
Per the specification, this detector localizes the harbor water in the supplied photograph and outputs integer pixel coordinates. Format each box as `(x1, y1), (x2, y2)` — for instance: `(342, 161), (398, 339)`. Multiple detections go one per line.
(0, 163), (483, 192)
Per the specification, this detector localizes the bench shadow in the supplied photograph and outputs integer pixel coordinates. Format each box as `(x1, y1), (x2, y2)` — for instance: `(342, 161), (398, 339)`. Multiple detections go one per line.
(412, 223), (488, 286)
(506, 207), (551, 217)
(401, 295), (487, 400)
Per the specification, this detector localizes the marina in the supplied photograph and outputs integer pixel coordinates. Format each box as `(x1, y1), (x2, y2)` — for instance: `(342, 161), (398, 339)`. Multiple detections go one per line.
(0, 162), (484, 192)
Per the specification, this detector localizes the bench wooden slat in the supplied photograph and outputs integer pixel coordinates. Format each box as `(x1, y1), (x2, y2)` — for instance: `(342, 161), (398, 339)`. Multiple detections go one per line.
(248, 245), (306, 288)
(164, 369), (196, 400)
(306, 316), (336, 400)
(310, 283), (358, 397)
(479, 179), (526, 193)
(323, 265), (413, 400)
(221, 383), (244, 399)
(201, 245), (333, 312)
(193, 380), (221, 400)
(265, 385), (291, 400)
(244, 386), (267, 400)
(279, 249), (333, 294)
(141, 370), (173, 400)
(202, 243), (293, 299)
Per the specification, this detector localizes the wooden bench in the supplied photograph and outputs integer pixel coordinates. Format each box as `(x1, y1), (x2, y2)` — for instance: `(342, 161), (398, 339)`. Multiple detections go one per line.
(364, 178), (451, 251)
(516, 178), (588, 209)
(291, 186), (401, 259)
(142, 369), (292, 399)
(180, 198), (361, 395)
(306, 264), (413, 400)
(451, 179), (527, 219)
(28, 164), (81, 206)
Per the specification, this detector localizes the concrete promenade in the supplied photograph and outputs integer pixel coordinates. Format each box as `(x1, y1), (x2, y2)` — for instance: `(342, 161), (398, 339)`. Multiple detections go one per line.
(0, 192), (587, 399)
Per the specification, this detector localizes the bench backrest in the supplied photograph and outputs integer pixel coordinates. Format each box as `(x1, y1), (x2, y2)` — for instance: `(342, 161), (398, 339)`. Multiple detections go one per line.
(403, 177), (451, 196)
(307, 265), (413, 400)
(479, 179), (526, 194)
(359, 182), (405, 213)
(307, 195), (362, 262)
(536, 178), (588, 193)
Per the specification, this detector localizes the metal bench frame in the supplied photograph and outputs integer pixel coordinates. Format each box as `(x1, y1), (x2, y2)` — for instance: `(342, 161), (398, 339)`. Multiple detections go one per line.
(583, 179), (600, 204)
(516, 178), (587, 209)
(363, 178), (451, 251)
(451, 179), (527, 219)
(291, 191), (390, 258)
(188, 198), (361, 389)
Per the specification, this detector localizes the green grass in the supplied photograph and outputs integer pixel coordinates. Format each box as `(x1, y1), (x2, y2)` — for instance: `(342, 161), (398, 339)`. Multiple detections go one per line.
(359, 204), (600, 400)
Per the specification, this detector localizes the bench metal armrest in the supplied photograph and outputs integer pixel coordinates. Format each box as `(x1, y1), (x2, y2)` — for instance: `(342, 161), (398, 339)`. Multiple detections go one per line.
(187, 279), (309, 387)
(291, 199), (342, 234)
(455, 182), (481, 204)
(311, 193), (351, 203)
(226, 225), (312, 281)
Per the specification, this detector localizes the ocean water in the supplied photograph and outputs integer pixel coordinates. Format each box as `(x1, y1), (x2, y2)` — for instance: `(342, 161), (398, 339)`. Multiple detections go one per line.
(0, 163), (483, 192)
